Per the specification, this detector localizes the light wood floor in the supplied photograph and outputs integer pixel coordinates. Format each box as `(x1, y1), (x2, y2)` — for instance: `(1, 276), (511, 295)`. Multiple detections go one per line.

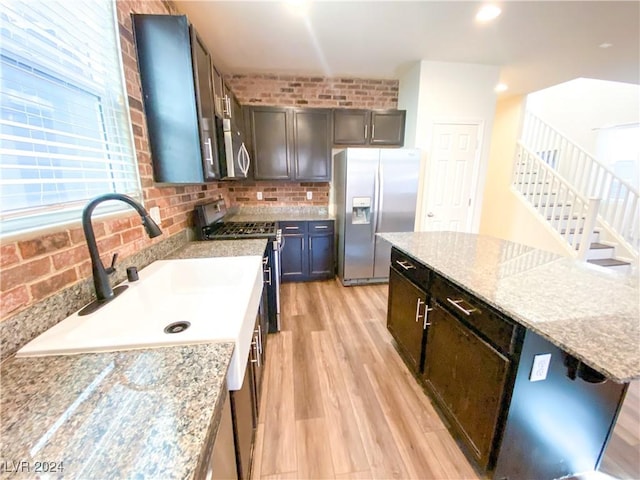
(251, 279), (639, 480)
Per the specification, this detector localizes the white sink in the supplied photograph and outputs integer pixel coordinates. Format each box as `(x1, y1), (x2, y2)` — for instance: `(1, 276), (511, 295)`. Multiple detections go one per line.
(17, 256), (265, 390)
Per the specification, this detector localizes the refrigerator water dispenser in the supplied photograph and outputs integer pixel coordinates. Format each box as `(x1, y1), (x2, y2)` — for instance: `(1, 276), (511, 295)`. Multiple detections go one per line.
(352, 197), (371, 224)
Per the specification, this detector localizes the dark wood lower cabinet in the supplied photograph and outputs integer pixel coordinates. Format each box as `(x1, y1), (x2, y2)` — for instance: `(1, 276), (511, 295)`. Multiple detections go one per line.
(423, 304), (509, 469)
(230, 364), (254, 480)
(281, 221), (335, 282)
(387, 267), (428, 372)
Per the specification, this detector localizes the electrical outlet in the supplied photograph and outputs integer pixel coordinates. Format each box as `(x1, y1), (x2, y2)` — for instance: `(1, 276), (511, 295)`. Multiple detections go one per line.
(149, 206), (161, 225)
(306, 191), (313, 200)
(257, 192), (263, 200)
(530, 353), (551, 382)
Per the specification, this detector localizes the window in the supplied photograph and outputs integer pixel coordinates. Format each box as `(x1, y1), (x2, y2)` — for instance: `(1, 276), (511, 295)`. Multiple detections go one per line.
(0, 0), (141, 237)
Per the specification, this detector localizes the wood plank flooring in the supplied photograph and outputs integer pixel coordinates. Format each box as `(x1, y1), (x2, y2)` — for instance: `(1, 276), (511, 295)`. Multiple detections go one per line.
(252, 279), (640, 480)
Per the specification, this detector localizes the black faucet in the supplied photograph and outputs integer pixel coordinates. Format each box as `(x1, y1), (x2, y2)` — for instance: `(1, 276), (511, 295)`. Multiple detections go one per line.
(82, 193), (162, 307)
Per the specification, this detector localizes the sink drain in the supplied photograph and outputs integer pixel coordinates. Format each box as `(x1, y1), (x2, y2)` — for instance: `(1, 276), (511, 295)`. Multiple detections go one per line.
(164, 321), (191, 334)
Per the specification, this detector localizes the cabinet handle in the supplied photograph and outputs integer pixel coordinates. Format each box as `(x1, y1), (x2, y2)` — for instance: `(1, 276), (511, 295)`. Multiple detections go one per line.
(308, 237), (312, 250)
(395, 260), (416, 270)
(257, 324), (263, 356)
(415, 298), (425, 322)
(284, 226), (298, 230)
(364, 124), (368, 140)
(251, 338), (260, 366)
(314, 225), (328, 229)
(264, 266), (272, 285)
(446, 297), (478, 316)
(204, 138), (214, 165)
(423, 306), (434, 330)
(372, 124), (376, 139)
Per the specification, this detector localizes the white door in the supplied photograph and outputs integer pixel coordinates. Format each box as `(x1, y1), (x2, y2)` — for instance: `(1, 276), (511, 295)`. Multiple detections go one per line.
(423, 123), (481, 231)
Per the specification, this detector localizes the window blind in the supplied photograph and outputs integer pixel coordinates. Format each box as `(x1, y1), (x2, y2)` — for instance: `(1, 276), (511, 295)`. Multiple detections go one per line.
(0, 0), (141, 236)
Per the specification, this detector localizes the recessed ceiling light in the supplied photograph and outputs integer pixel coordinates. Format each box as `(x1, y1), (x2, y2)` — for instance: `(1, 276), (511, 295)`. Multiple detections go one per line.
(599, 43), (613, 49)
(285, 0), (310, 16)
(495, 83), (508, 93)
(476, 5), (502, 22)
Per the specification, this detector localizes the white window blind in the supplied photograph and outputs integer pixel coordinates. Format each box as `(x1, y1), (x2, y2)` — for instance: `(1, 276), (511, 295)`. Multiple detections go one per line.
(0, 0), (141, 237)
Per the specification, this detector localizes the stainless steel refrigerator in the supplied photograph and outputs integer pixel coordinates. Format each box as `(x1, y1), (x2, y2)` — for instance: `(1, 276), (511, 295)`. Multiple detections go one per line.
(334, 148), (420, 285)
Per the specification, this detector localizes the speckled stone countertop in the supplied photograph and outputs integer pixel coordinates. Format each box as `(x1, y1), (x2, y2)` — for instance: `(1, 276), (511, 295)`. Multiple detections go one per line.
(167, 238), (268, 259)
(0, 343), (234, 479)
(379, 231), (640, 383)
(227, 206), (334, 222)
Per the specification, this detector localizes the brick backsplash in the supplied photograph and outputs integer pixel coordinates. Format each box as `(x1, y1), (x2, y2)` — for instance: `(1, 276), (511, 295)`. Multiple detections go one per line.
(226, 182), (330, 206)
(226, 74), (399, 109)
(225, 73), (399, 206)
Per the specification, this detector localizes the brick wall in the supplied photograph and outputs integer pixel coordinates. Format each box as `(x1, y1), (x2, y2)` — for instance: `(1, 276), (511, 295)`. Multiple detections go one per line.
(225, 74), (399, 205)
(0, 0), (229, 321)
(226, 74), (399, 109)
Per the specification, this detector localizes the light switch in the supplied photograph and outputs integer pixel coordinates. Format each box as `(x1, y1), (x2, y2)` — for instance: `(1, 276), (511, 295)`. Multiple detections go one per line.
(530, 353), (552, 382)
(306, 191), (313, 200)
(257, 192), (263, 200)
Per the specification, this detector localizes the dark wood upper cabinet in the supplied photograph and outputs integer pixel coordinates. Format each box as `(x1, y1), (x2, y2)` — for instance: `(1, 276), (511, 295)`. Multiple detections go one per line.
(293, 109), (332, 181)
(333, 109), (369, 145)
(370, 110), (406, 145)
(250, 107), (292, 180)
(248, 106), (331, 181)
(333, 109), (406, 147)
(132, 14), (220, 183)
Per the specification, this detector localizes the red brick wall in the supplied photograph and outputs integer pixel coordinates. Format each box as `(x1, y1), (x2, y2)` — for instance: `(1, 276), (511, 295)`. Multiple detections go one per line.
(226, 74), (399, 109)
(0, 0), (229, 321)
(225, 74), (399, 206)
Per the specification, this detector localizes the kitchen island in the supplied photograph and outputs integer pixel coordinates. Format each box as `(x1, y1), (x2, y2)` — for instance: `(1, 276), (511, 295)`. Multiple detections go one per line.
(380, 231), (639, 479)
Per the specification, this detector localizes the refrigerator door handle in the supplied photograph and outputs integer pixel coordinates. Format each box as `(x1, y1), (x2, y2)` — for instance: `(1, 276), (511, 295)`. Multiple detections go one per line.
(377, 161), (384, 232)
(372, 162), (380, 239)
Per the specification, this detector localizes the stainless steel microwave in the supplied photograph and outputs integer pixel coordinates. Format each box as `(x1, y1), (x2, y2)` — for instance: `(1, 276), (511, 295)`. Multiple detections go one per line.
(215, 117), (251, 179)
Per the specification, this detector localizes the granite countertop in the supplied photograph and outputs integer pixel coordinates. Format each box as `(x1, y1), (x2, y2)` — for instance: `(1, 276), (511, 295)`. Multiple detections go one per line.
(379, 231), (640, 383)
(227, 206), (335, 222)
(0, 343), (234, 479)
(167, 238), (268, 259)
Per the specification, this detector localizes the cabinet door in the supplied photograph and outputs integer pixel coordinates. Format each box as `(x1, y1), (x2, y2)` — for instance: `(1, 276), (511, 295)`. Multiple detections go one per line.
(191, 28), (220, 180)
(423, 305), (509, 469)
(250, 107), (292, 180)
(132, 15), (205, 183)
(333, 109), (369, 145)
(230, 364), (255, 480)
(387, 267), (428, 372)
(212, 66), (224, 118)
(250, 315), (265, 423)
(293, 109), (332, 181)
(370, 110), (406, 146)
(309, 233), (334, 278)
(281, 233), (307, 281)
(208, 392), (238, 480)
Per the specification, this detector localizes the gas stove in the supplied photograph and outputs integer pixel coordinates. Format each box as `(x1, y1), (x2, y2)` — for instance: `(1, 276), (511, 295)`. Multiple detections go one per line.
(194, 199), (278, 240)
(202, 221), (277, 240)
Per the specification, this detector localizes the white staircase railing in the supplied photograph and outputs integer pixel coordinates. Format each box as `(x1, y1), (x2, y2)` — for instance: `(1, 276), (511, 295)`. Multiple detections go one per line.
(522, 111), (639, 254)
(512, 142), (600, 259)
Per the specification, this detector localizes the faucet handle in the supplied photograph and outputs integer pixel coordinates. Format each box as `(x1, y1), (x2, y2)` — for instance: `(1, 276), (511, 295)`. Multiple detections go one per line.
(105, 253), (118, 275)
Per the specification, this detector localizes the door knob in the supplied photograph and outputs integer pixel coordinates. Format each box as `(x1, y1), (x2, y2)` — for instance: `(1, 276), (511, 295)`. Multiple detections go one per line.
(427, 212), (434, 217)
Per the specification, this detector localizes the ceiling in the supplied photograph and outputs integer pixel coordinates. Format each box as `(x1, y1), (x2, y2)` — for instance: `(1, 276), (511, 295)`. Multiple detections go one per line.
(175, 1), (640, 96)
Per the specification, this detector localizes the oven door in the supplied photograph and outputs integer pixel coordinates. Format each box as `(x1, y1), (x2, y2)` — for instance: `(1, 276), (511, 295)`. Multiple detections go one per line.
(264, 236), (281, 333)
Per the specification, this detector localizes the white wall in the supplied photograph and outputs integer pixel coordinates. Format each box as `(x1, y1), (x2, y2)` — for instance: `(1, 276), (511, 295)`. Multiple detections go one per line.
(527, 78), (640, 156)
(399, 60), (500, 232)
(479, 95), (571, 256)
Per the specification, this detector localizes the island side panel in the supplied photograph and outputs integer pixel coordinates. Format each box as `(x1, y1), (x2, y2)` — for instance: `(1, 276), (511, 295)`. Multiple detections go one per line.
(493, 329), (627, 480)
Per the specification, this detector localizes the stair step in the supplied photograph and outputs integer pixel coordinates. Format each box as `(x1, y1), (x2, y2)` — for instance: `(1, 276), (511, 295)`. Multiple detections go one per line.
(576, 242), (615, 260)
(587, 258), (631, 267)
